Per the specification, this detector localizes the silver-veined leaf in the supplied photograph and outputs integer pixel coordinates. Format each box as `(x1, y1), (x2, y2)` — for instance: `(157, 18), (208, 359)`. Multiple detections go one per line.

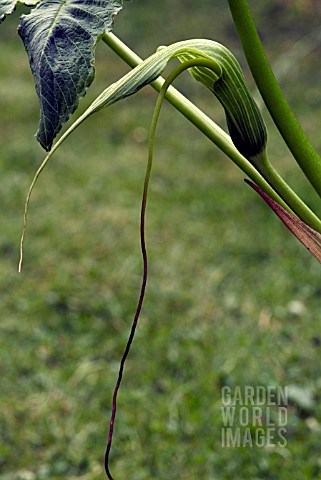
(18, 0), (123, 151)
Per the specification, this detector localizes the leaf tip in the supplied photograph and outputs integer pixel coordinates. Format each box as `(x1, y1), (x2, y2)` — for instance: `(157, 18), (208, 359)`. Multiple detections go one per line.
(245, 178), (321, 264)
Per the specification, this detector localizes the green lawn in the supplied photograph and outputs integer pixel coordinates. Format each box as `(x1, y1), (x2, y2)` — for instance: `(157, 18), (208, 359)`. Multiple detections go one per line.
(1, 2), (321, 479)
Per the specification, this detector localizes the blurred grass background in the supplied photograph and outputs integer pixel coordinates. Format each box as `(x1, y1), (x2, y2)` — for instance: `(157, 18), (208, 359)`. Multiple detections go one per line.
(1, 1), (321, 478)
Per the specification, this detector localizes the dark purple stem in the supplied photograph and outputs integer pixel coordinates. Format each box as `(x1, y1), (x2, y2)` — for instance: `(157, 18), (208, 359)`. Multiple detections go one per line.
(104, 186), (149, 479)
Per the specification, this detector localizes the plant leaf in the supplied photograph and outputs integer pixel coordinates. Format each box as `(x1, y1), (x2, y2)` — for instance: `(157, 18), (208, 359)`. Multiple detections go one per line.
(246, 179), (321, 263)
(0, 0), (39, 22)
(18, 0), (123, 151)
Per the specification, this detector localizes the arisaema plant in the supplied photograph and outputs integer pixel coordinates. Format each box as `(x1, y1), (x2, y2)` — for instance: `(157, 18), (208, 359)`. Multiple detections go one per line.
(1, 1), (321, 478)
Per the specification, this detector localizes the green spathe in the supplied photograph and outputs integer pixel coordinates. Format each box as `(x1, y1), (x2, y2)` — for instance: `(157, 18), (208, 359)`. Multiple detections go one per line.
(89, 38), (267, 161)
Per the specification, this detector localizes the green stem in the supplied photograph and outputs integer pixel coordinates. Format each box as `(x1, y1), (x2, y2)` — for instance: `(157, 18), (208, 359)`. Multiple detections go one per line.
(228, 0), (321, 198)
